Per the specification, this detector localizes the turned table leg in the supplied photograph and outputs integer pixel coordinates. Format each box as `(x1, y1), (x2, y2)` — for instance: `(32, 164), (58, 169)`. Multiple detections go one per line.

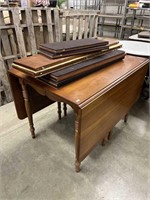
(57, 102), (67, 119)
(57, 102), (62, 120)
(75, 160), (81, 172)
(101, 139), (106, 146)
(102, 130), (112, 146)
(124, 114), (128, 123)
(108, 130), (112, 140)
(63, 103), (67, 116)
(20, 80), (35, 138)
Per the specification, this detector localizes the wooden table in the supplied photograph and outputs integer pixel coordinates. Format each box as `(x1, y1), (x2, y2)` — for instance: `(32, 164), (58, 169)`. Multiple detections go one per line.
(8, 55), (149, 172)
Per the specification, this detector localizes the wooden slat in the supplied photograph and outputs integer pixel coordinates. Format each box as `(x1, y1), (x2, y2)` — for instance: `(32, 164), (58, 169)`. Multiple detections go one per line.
(0, 11), (13, 69)
(3, 54), (18, 60)
(84, 15), (89, 39)
(0, 53), (12, 103)
(8, 29), (18, 57)
(0, 23), (50, 29)
(32, 10), (44, 49)
(46, 8), (54, 43)
(11, 8), (26, 57)
(72, 17), (78, 40)
(41, 10), (48, 43)
(54, 9), (62, 42)
(25, 8), (37, 55)
(59, 13), (63, 42)
(93, 15), (98, 38)
(21, 10), (31, 53)
(0, 81), (3, 106)
(89, 15), (95, 37)
(78, 15), (83, 39)
(8, 10), (18, 57)
(66, 16), (70, 41)
(61, 9), (100, 17)
(0, 25), (15, 29)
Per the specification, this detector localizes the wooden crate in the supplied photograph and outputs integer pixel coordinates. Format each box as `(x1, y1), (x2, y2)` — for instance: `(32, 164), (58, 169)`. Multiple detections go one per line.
(0, 7), (99, 106)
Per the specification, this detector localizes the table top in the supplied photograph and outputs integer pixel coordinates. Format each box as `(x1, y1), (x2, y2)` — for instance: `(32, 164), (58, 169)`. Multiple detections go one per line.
(129, 34), (150, 42)
(9, 55), (149, 109)
(119, 40), (150, 57)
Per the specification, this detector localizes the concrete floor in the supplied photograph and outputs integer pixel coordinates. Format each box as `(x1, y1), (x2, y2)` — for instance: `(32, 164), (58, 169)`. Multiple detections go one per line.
(0, 98), (150, 200)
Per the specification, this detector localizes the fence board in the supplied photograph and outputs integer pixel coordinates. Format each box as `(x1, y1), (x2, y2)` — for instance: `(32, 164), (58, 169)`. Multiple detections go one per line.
(0, 80), (3, 106)
(61, 9), (100, 16)
(78, 15), (83, 39)
(11, 8), (27, 57)
(8, 29), (18, 57)
(84, 15), (89, 38)
(94, 15), (98, 37)
(32, 10), (44, 49)
(21, 10), (31, 53)
(89, 15), (95, 37)
(0, 11), (13, 69)
(0, 53), (12, 103)
(66, 16), (70, 41)
(26, 8), (37, 55)
(46, 8), (54, 43)
(72, 17), (77, 40)
(54, 9), (61, 42)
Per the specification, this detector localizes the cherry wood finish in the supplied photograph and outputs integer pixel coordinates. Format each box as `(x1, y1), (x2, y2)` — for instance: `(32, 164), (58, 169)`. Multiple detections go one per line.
(8, 55), (149, 172)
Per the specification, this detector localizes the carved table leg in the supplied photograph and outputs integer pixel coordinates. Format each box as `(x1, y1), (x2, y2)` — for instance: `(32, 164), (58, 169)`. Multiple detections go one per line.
(124, 114), (128, 123)
(63, 103), (67, 116)
(57, 102), (62, 120)
(20, 80), (35, 138)
(75, 160), (81, 172)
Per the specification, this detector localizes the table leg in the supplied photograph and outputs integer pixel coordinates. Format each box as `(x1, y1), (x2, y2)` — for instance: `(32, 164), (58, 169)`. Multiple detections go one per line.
(63, 103), (67, 116)
(57, 102), (62, 120)
(102, 130), (112, 145)
(20, 80), (35, 138)
(108, 130), (112, 140)
(124, 114), (128, 123)
(101, 139), (106, 146)
(75, 160), (81, 172)
(75, 112), (81, 172)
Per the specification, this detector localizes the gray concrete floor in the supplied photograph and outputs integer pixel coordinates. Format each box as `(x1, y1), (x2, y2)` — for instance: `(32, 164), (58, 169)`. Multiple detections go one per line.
(0, 98), (150, 200)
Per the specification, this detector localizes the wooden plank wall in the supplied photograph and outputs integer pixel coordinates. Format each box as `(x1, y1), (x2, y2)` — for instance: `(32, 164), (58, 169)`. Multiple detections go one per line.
(0, 7), (98, 106)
